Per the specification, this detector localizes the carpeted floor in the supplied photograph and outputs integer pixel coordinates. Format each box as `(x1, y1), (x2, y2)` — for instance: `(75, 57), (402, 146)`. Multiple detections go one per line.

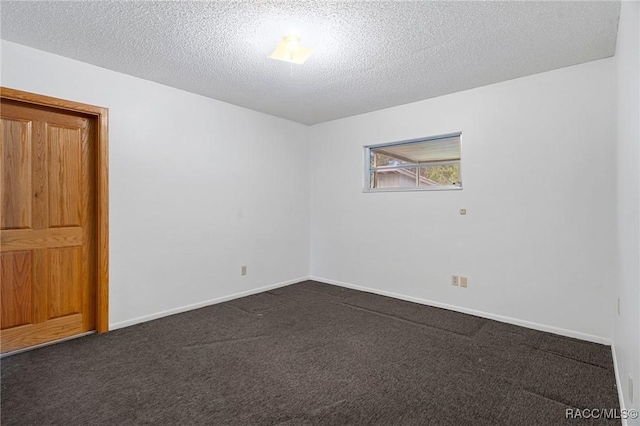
(1, 281), (620, 425)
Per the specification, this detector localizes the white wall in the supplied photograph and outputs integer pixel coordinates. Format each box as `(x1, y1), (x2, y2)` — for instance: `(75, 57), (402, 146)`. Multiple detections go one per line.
(309, 58), (616, 342)
(0, 40), (310, 328)
(0, 38), (624, 346)
(614, 0), (640, 416)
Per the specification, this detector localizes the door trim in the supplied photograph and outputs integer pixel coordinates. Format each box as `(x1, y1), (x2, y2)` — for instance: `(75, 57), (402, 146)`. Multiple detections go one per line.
(1, 87), (109, 333)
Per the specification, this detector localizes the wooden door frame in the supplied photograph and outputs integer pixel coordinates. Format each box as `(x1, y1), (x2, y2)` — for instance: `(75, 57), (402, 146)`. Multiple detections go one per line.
(1, 87), (109, 333)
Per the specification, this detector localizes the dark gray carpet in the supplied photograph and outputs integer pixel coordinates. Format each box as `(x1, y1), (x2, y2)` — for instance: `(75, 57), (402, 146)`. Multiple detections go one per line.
(1, 281), (620, 425)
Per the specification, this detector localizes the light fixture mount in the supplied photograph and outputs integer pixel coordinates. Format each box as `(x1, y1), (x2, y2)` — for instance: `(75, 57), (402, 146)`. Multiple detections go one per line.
(269, 35), (314, 65)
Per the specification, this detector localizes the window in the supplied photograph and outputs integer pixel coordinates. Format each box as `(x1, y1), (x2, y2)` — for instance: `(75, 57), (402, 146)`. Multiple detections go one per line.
(364, 132), (462, 192)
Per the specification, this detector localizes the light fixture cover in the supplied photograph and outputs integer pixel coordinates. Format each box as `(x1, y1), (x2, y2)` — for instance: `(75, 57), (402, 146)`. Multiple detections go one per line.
(269, 36), (314, 65)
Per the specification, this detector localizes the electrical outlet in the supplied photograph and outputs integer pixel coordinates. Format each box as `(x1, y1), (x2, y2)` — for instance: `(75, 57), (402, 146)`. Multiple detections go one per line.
(452, 275), (459, 286)
(630, 375), (634, 404)
(617, 298), (621, 316)
(241, 265), (247, 276)
(460, 276), (468, 288)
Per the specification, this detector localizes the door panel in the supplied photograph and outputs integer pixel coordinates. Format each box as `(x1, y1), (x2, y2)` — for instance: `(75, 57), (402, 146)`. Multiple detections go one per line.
(48, 125), (81, 228)
(0, 99), (96, 353)
(1, 314), (82, 351)
(0, 227), (83, 251)
(48, 247), (81, 319)
(0, 251), (32, 329)
(1, 118), (32, 230)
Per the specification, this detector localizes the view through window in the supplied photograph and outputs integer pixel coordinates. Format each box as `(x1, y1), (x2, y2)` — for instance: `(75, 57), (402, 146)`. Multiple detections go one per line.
(365, 133), (462, 191)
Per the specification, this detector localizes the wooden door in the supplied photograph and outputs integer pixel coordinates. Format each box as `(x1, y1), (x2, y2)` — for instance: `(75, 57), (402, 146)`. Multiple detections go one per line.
(0, 89), (108, 354)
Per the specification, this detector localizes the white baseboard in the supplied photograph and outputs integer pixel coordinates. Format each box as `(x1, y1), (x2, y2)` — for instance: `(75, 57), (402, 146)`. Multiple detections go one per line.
(111, 274), (610, 344)
(611, 343), (630, 426)
(310, 276), (611, 345)
(109, 276), (310, 330)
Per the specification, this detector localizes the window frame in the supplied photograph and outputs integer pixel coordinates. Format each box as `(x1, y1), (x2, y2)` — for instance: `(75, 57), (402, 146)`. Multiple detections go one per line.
(363, 132), (463, 193)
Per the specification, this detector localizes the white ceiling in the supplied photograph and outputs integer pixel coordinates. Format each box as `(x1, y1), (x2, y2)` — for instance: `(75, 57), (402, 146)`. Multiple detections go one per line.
(0, 1), (620, 125)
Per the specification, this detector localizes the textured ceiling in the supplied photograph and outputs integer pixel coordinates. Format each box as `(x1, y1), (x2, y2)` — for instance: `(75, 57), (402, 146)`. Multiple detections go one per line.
(0, 1), (620, 125)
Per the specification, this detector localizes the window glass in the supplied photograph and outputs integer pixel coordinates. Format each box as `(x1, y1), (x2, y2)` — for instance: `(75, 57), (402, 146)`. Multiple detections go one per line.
(365, 133), (461, 191)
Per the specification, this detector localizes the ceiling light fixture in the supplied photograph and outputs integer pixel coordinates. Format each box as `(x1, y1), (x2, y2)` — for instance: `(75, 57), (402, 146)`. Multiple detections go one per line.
(269, 35), (314, 65)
